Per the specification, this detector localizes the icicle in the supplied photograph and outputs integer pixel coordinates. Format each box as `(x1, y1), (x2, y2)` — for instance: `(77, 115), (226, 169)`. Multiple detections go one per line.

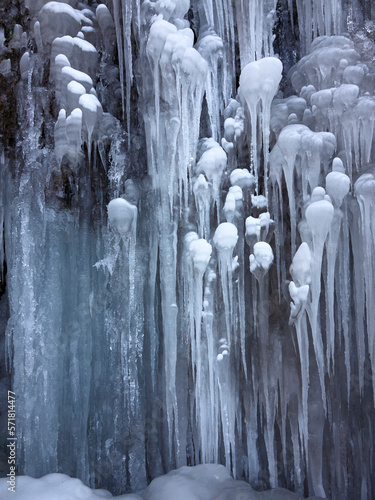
(193, 175), (211, 239)
(196, 139), (227, 221)
(238, 57), (282, 197)
(213, 223), (238, 346)
(305, 187), (334, 411)
(324, 160), (350, 372)
(354, 173), (375, 404)
(289, 242), (311, 456)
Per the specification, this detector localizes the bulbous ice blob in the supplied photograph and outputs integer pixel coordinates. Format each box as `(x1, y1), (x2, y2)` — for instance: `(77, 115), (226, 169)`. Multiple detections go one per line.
(310, 186), (326, 203)
(79, 93), (103, 138)
(107, 198), (137, 237)
(213, 223), (238, 251)
(230, 169), (255, 189)
(354, 172), (375, 201)
(259, 212), (273, 239)
(156, 0), (190, 20)
(228, 185), (243, 202)
(193, 174), (209, 197)
(239, 57), (282, 107)
(188, 239), (212, 274)
(342, 64), (365, 85)
(289, 281), (310, 317)
(250, 242), (274, 278)
(123, 179), (139, 205)
(238, 57), (282, 190)
(196, 141), (227, 202)
(245, 216), (261, 242)
(224, 98), (241, 120)
(196, 27), (223, 63)
(62, 66), (93, 93)
(96, 4), (116, 54)
(39, 2), (81, 44)
(51, 36), (98, 79)
(332, 157), (345, 173)
(54, 109), (69, 164)
(223, 192), (236, 222)
(253, 242), (274, 270)
(300, 84), (317, 105)
(332, 84), (359, 115)
(290, 36), (360, 92)
(326, 170), (350, 208)
(34, 21), (43, 52)
(290, 242), (311, 287)
(289, 281), (310, 304)
(310, 88), (333, 110)
(66, 107), (82, 155)
(305, 196), (334, 240)
(146, 19), (177, 64)
(184, 231), (199, 250)
(20, 51), (30, 81)
(67, 80), (86, 114)
(54, 53), (71, 85)
(224, 117), (235, 142)
(251, 195), (267, 209)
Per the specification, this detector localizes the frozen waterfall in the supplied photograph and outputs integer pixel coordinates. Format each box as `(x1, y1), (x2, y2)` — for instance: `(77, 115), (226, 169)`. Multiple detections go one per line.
(0, 0), (375, 499)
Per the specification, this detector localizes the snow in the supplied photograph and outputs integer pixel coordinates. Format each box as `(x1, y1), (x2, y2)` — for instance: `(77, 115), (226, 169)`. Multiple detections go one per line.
(188, 238), (212, 274)
(62, 66), (93, 93)
(51, 36), (98, 78)
(0, 474), (112, 499)
(213, 222), (238, 251)
(0, 466), (326, 500)
(107, 198), (137, 238)
(38, 2), (81, 44)
(250, 241), (274, 276)
(230, 168), (255, 189)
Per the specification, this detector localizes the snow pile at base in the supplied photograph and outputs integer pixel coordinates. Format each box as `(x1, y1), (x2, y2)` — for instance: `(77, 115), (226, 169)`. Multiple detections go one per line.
(0, 465), (325, 500)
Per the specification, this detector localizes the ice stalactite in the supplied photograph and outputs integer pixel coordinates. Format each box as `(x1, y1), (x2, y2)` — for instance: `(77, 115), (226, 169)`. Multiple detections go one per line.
(238, 57), (282, 200)
(249, 241), (276, 487)
(235, 0), (277, 67)
(324, 159), (350, 375)
(184, 234), (213, 462)
(305, 187), (334, 411)
(198, 0), (236, 102)
(355, 173), (375, 403)
(269, 124), (335, 254)
(196, 29), (224, 141)
(213, 222), (238, 475)
(196, 139), (227, 221)
(294, 0), (343, 53)
(142, 5), (208, 466)
(289, 242), (311, 464)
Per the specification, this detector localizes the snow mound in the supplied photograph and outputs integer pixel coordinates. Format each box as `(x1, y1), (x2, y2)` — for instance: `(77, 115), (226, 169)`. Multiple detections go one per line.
(0, 466), (325, 500)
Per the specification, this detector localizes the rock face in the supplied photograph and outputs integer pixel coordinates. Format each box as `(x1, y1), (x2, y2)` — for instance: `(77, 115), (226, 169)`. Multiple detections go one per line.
(0, 1), (375, 500)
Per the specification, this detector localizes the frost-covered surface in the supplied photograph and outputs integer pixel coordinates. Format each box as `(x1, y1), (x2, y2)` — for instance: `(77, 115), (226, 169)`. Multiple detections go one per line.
(0, 0), (375, 499)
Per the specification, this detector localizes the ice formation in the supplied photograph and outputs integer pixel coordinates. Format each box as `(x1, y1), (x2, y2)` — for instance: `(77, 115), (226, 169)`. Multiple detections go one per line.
(0, 1), (375, 500)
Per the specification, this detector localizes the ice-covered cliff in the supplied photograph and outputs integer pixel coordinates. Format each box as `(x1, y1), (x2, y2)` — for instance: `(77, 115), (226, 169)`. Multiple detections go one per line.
(0, 0), (374, 499)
